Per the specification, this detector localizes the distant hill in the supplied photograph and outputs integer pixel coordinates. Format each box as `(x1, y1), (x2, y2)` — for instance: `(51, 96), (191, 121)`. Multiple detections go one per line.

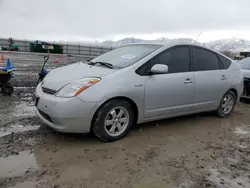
(101, 37), (250, 52)
(206, 38), (250, 52)
(102, 37), (197, 46)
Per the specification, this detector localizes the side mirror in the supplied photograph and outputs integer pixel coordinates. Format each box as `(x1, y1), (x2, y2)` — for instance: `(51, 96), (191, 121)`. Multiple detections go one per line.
(150, 64), (168, 74)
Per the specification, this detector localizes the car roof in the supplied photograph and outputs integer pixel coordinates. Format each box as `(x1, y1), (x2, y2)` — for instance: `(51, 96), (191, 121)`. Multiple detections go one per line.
(162, 41), (209, 49)
(125, 41), (212, 51)
(128, 41), (201, 47)
(123, 42), (232, 61)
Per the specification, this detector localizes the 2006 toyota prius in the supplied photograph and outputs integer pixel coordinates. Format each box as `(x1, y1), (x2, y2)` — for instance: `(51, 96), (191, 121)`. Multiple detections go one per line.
(35, 43), (243, 141)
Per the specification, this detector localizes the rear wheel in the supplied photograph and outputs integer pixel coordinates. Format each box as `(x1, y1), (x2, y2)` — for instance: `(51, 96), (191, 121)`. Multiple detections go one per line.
(92, 100), (135, 142)
(216, 90), (236, 117)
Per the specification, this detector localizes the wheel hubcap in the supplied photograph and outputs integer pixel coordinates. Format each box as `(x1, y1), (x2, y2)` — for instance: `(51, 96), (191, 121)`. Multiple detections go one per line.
(104, 107), (129, 137)
(222, 94), (234, 114)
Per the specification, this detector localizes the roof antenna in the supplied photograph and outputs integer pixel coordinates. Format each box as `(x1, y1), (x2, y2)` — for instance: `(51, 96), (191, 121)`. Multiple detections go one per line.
(195, 32), (202, 43)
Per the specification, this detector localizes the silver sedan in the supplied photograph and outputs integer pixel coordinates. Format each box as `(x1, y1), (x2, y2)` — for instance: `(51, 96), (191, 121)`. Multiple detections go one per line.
(35, 43), (243, 141)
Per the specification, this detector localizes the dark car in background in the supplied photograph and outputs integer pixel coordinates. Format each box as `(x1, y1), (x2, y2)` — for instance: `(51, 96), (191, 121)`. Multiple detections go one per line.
(239, 57), (250, 99)
(30, 40), (63, 54)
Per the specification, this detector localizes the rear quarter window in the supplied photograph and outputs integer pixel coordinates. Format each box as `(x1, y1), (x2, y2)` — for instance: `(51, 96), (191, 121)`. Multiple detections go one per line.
(194, 47), (221, 71)
(218, 55), (231, 69)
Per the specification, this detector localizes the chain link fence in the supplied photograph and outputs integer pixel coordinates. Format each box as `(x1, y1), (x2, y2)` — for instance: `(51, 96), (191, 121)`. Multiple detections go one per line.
(0, 38), (113, 56)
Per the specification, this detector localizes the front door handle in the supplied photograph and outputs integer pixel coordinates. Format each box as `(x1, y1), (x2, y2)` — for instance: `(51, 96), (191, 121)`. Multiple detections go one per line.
(184, 78), (193, 84)
(221, 75), (227, 80)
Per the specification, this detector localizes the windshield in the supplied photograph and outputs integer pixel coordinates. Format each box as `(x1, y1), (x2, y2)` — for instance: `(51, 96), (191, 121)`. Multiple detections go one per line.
(90, 44), (162, 68)
(239, 57), (250, 69)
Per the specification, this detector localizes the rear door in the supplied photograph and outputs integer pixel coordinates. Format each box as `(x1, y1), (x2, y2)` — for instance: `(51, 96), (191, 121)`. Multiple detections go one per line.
(192, 46), (230, 111)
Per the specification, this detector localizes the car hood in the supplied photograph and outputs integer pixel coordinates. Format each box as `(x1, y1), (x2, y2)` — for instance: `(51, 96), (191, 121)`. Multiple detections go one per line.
(242, 69), (250, 79)
(42, 62), (115, 91)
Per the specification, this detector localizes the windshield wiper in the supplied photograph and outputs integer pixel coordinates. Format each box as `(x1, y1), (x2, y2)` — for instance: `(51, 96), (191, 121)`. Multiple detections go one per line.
(81, 60), (90, 64)
(88, 61), (114, 69)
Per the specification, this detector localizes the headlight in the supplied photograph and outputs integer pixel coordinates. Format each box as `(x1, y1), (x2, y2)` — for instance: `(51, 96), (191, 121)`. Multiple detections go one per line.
(56, 78), (101, 98)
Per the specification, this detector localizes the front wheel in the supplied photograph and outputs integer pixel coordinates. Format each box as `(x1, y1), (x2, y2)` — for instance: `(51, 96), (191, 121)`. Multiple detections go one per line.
(216, 90), (236, 117)
(92, 100), (135, 142)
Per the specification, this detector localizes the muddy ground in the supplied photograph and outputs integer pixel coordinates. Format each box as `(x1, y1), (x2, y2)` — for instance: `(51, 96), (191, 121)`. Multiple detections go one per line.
(1, 52), (250, 188)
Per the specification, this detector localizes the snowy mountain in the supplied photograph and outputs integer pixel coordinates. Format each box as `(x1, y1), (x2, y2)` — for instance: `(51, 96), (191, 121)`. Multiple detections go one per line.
(102, 38), (146, 46)
(102, 37), (197, 46)
(206, 38), (250, 52)
(101, 37), (250, 52)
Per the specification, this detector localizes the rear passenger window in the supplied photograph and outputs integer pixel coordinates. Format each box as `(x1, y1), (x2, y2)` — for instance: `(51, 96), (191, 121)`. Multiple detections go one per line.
(194, 47), (220, 71)
(218, 55), (231, 69)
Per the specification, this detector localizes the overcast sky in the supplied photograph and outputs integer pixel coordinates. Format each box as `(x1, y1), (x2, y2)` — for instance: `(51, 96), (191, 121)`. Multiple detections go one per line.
(1, 0), (250, 42)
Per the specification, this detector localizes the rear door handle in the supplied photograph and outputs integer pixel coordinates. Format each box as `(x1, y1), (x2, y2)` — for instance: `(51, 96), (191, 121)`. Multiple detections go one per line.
(184, 78), (193, 84)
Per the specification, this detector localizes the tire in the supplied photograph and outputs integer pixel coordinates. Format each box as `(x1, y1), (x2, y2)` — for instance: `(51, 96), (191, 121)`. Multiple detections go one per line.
(216, 90), (236, 117)
(1, 83), (14, 95)
(92, 100), (135, 142)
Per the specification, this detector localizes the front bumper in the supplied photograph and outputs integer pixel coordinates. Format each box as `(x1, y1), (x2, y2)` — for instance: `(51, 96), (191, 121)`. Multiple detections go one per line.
(35, 84), (100, 133)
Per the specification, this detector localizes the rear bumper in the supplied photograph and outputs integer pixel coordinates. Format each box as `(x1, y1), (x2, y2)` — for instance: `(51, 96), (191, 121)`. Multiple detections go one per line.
(35, 83), (101, 133)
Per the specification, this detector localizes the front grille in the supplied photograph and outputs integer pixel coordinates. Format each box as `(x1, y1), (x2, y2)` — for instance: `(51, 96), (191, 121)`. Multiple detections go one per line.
(42, 87), (57, 95)
(38, 109), (53, 123)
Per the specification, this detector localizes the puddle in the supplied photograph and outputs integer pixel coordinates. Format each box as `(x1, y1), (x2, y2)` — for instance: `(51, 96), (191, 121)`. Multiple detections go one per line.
(0, 124), (40, 138)
(0, 150), (38, 178)
(234, 127), (250, 135)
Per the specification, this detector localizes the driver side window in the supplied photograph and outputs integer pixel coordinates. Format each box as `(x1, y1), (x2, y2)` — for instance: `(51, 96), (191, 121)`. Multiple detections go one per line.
(149, 46), (191, 73)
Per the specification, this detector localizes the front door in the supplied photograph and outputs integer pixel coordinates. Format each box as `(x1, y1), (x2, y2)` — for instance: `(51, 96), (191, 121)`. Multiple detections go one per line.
(144, 46), (195, 119)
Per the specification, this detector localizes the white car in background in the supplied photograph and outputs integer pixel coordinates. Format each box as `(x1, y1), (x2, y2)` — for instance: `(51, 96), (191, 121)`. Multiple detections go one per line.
(239, 57), (250, 98)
